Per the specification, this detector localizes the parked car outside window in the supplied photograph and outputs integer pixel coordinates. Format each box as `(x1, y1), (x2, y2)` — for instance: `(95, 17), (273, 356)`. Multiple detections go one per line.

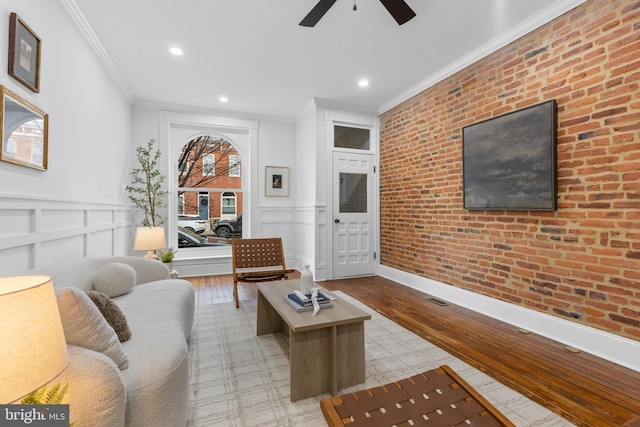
(213, 213), (242, 238)
(178, 227), (226, 248)
(177, 214), (207, 233)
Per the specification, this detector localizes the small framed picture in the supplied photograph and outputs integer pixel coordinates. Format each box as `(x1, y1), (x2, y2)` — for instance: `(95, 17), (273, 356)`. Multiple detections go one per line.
(8, 13), (42, 93)
(265, 166), (289, 197)
(0, 85), (48, 170)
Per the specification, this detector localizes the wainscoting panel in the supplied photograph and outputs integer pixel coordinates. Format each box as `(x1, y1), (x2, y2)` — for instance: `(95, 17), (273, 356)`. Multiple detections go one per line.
(1, 245), (32, 278)
(86, 229), (116, 258)
(314, 206), (328, 281)
(41, 209), (86, 232)
(258, 206), (297, 268)
(295, 205), (316, 273)
(0, 195), (132, 277)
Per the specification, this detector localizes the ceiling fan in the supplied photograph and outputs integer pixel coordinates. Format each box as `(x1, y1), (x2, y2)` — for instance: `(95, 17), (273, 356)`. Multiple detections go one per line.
(300, 0), (416, 27)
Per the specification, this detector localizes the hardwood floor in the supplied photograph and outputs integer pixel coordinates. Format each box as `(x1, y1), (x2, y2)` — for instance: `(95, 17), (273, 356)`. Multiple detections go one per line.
(186, 274), (640, 427)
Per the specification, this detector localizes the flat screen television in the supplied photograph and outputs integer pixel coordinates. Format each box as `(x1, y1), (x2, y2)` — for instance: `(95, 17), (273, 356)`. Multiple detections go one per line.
(462, 99), (557, 211)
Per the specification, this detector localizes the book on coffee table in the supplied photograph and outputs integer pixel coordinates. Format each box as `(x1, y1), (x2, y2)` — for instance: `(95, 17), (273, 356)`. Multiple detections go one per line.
(288, 290), (331, 307)
(284, 295), (333, 312)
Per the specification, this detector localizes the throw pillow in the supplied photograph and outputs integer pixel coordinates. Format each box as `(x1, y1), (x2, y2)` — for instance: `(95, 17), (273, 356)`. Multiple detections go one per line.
(93, 263), (136, 297)
(55, 288), (129, 370)
(86, 290), (132, 342)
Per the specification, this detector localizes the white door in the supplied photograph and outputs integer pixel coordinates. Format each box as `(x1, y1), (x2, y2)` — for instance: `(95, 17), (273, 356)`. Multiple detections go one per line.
(332, 151), (375, 278)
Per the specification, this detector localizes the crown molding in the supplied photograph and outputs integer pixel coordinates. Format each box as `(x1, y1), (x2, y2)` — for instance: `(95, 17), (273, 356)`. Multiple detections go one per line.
(60, 0), (135, 103)
(135, 99), (294, 125)
(378, 0), (588, 115)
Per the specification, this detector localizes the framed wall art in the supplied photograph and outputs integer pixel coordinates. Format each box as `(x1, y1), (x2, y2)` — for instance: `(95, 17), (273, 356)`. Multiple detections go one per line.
(0, 85), (48, 170)
(462, 99), (557, 211)
(8, 13), (42, 93)
(265, 166), (289, 197)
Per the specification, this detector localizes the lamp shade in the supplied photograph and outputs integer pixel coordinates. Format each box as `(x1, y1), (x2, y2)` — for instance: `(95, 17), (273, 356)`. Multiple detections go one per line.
(0, 275), (69, 403)
(133, 226), (166, 259)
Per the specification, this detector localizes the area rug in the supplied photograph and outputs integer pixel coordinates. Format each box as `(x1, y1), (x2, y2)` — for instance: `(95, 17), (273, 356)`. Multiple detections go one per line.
(186, 291), (574, 427)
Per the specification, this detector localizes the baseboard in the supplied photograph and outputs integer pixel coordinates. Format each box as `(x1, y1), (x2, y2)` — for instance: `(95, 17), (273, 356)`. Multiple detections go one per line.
(379, 265), (640, 373)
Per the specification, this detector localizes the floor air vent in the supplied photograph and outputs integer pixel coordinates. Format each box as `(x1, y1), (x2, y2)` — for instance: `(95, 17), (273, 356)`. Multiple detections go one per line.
(426, 296), (450, 306)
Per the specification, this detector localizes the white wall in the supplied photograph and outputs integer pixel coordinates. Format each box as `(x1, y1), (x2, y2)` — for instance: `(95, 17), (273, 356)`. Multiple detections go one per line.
(0, 0), (133, 276)
(131, 104), (298, 276)
(0, 2), (378, 281)
(294, 99), (380, 281)
(0, 1), (132, 203)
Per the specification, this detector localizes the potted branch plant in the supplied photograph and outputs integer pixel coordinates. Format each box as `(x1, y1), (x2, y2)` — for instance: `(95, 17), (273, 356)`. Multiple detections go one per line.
(126, 139), (169, 260)
(126, 139), (167, 228)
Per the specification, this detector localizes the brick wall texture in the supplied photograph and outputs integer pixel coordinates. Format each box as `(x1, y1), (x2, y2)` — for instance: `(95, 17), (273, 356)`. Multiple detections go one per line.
(379, 0), (640, 340)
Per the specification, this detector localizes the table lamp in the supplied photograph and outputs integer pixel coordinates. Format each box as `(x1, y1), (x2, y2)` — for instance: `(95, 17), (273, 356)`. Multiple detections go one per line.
(0, 275), (69, 404)
(133, 226), (166, 259)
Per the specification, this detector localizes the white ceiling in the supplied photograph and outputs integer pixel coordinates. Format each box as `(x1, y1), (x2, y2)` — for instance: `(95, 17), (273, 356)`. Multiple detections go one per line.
(69, 0), (582, 119)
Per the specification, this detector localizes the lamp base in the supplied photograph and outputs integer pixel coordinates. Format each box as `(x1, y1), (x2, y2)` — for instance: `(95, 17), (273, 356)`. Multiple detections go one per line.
(144, 251), (159, 260)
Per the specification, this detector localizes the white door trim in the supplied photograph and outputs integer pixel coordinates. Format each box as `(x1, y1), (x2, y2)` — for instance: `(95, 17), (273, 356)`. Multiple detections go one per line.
(324, 111), (380, 280)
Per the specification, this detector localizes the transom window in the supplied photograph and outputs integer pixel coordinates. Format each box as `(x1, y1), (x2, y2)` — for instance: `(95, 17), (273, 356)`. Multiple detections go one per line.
(334, 125), (370, 150)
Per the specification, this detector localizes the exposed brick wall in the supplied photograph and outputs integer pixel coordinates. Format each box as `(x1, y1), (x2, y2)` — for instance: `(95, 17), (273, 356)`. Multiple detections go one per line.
(379, 0), (640, 340)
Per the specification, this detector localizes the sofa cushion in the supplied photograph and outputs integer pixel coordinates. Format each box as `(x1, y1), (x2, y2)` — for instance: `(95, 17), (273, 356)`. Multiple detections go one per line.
(93, 263), (136, 297)
(55, 288), (129, 369)
(55, 345), (127, 426)
(115, 280), (195, 340)
(113, 279), (194, 426)
(87, 290), (132, 342)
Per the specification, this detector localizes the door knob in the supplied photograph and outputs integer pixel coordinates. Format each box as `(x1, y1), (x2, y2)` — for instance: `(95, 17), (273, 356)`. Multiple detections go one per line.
(334, 218), (340, 224)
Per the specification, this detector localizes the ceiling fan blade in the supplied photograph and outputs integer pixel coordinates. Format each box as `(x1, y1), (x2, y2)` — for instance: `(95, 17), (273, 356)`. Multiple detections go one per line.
(299, 0), (338, 27)
(379, 0), (416, 25)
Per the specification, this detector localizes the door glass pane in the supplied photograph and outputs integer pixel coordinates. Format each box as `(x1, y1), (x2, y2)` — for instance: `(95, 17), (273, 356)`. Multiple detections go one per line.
(334, 126), (370, 150)
(339, 173), (367, 213)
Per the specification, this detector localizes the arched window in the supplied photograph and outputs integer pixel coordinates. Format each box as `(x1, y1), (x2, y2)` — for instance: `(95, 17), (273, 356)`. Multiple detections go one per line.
(176, 135), (242, 248)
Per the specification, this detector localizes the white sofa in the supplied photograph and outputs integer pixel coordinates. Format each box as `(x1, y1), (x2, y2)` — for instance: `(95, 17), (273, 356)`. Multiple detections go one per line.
(28, 256), (195, 427)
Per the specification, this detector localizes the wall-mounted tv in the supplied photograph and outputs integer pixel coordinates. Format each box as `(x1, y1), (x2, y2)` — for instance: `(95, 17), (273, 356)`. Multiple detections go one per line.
(463, 99), (557, 211)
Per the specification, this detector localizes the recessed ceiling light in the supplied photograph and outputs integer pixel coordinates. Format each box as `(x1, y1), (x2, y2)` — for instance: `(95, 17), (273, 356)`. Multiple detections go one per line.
(169, 47), (183, 56)
(358, 78), (370, 87)
(219, 96), (229, 103)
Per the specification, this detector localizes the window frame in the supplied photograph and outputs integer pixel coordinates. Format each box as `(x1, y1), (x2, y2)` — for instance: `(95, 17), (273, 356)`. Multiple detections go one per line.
(229, 154), (241, 177)
(221, 192), (237, 217)
(5, 139), (17, 158)
(203, 153), (214, 176)
(177, 193), (185, 214)
(31, 140), (43, 165)
(162, 113), (257, 260)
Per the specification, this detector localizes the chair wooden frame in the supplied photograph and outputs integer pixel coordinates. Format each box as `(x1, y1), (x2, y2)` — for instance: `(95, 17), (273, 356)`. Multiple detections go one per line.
(232, 238), (294, 308)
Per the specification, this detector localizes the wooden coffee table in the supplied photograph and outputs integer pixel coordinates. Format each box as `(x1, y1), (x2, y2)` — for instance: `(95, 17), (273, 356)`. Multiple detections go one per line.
(257, 280), (371, 402)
